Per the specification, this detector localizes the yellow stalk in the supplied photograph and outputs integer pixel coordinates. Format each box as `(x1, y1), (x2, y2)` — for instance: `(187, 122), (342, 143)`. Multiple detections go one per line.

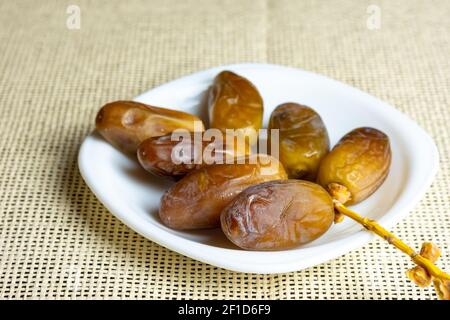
(333, 200), (450, 299)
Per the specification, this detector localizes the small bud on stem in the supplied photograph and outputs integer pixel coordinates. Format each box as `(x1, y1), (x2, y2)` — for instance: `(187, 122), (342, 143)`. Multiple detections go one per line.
(333, 200), (450, 300)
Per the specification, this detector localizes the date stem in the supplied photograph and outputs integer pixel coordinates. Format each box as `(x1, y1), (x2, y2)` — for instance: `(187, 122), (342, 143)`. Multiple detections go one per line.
(333, 200), (450, 300)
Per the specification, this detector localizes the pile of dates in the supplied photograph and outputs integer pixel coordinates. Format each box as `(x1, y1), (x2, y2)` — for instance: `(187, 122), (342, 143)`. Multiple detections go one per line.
(96, 70), (391, 251)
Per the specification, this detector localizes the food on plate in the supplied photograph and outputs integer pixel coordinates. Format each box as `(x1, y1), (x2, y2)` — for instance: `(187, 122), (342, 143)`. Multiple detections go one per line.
(96, 100), (204, 153)
(317, 127), (391, 205)
(93, 70), (449, 299)
(137, 132), (249, 179)
(268, 103), (329, 180)
(221, 179), (334, 250)
(208, 71), (263, 143)
(159, 154), (287, 230)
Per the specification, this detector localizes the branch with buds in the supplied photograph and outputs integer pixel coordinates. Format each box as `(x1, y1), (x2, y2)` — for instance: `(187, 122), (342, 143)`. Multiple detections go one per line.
(333, 200), (450, 300)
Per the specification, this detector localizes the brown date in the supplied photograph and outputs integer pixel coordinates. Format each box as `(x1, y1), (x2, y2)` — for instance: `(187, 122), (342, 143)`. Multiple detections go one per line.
(95, 100), (204, 153)
(221, 180), (334, 250)
(159, 154), (287, 230)
(137, 132), (248, 179)
(208, 71), (263, 142)
(268, 103), (330, 180)
(317, 127), (391, 205)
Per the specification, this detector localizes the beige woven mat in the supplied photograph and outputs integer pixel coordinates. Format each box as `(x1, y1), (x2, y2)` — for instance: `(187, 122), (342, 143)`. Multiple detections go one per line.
(1, 0), (449, 299)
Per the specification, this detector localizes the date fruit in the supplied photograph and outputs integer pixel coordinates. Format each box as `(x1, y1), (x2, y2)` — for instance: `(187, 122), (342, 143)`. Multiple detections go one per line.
(269, 103), (330, 180)
(221, 180), (334, 250)
(137, 132), (248, 179)
(159, 154), (287, 230)
(95, 100), (204, 153)
(208, 71), (263, 142)
(317, 127), (391, 205)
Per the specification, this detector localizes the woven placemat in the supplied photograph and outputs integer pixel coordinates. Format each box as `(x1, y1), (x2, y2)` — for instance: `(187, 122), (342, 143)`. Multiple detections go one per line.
(0, 0), (449, 299)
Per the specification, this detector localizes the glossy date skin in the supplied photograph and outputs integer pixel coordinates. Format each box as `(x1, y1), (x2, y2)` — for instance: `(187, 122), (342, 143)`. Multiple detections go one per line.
(317, 127), (391, 205)
(95, 100), (205, 153)
(221, 180), (334, 250)
(137, 133), (248, 179)
(159, 155), (287, 230)
(208, 71), (263, 141)
(269, 103), (330, 180)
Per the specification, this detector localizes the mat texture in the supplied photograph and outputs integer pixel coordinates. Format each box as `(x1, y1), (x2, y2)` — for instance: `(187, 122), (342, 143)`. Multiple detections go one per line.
(0, 0), (449, 299)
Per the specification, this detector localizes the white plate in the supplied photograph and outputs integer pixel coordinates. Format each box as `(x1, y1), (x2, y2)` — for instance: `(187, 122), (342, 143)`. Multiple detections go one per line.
(78, 63), (439, 274)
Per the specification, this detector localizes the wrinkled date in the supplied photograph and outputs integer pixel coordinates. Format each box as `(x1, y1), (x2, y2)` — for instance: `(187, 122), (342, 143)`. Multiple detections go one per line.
(221, 180), (334, 250)
(317, 127), (391, 204)
(137, 132), (248, 179)
(208, 71), (263, 142)
(159, 154), (287, 230)
(96, 100), (204, 153)
(269, 103), (330, 181)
